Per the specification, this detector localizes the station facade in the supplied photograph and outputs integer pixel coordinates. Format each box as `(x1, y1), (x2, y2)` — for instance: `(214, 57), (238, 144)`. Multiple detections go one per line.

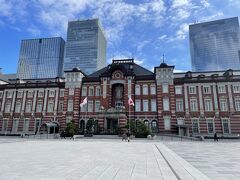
(0, 59), (240, 137)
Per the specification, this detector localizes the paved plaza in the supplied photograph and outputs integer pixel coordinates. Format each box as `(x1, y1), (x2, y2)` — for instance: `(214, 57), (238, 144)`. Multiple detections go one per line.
(163, 140), (240, 180)
(0, 137), (239, 180)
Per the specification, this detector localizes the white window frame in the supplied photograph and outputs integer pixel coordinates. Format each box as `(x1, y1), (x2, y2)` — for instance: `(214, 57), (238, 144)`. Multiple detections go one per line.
(135, 85), (140, 95)
(204, 98), (213, 112)
(2, 118), (8, 132)
(82, 87), (87, 96)
(25, 101), (32, 112)
(69, 88), (74, 95)
(15, 101), (21, 113)
(189, 86), (196, 94)
(235, 97), (240, 111)
(5, 101), (11, 112)
(95, 86), (101, 96)
(34, 118), (41, 134)
(88, 100), (93, 112)
(162, 84), (169, 93)
(49, 90), (55, 97)
(221, 118), (231, 134)
(27, 91), (33, 98)
(143, 99), (148, 112)
(142, 85), (148, 95)
(175, 86), (182, 94)
(203, 86), (211, 94)
(36, 100), (43, 112)
(66, 116), (72, 124)
(164, 116), (171, 130)
(95, 100), (100, 112)
(23, 118), (29, 132)
(163, 98), (170, 111)
(38, 91), (44, 97)
(190, 98), (198, 112)
(17, 91), (23, 98)
(12, 118), (19, 133)
(218, 85), (226, 93)
(6, 91), (12, 98)
(176, 99), (184, 112)
(151, 99), (156, 112)
(150, 85), (156, 95)
(192, 118), (199, 134)
(60, 89), (65, 97)
(177, 118), (184, 125)
(233, 85), (240, 93)
(135, 99), (141, 112)
(89, 87), (94, 96)
(206, 118), (215, 134)
(220, 98), (228, 111)
(67, 99), (73, 111)
(47, 101), (54, 112)
(58, 101), (64, 112)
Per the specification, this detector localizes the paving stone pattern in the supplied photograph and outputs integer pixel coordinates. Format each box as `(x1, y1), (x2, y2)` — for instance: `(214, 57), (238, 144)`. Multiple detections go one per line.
(0, 138), (210, 180)
(164, 141), (240, 180)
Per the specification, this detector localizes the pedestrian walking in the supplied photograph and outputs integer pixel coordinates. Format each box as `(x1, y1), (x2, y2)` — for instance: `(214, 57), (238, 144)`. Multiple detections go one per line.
(122, 132), (127, 141)
(126, 131), (130, 142)
(214, 132), (218, 141)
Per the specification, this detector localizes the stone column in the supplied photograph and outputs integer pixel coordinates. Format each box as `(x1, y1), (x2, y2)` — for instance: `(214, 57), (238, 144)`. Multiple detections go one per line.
(228, 83), (234, 112)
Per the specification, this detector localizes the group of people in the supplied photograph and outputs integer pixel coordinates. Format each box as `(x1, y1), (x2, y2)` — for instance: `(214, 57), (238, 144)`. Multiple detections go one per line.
(122, 131), (131, 142)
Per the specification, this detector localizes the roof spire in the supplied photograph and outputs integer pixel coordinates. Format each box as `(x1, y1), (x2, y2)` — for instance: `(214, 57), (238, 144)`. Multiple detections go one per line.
(162, 54), (165, 63)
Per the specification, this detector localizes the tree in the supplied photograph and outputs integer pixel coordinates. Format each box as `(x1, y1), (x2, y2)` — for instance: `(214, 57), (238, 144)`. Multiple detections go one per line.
(65, 120), (78, 137)
(135, 121), (151, 138)
(86, 118), (97, 133)
(125, 120), (151, 138)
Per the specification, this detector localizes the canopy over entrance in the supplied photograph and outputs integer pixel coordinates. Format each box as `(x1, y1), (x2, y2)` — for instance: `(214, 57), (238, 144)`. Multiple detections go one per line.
(174, 124), (191, 136)
(40, 122), (60, 134)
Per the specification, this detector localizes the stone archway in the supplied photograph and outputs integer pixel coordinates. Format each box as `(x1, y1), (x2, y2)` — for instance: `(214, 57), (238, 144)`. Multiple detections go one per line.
(79, 120), (85, 134)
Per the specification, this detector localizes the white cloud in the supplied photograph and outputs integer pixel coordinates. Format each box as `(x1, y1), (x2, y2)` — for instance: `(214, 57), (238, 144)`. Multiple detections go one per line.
(32, 0), (166, 43)
(176, 23), (189, 40)
(158, 35), (167, 40)
(173, 69), (185, 73)
(0, 0), (12, 16)
(201, 0), (210, 8)
(167, 23), (189, 42)
(134, 59), (144, 65)
(137, 40), (150, 52)
(172, 0), (191, 8)
(27, 26), (41, 36)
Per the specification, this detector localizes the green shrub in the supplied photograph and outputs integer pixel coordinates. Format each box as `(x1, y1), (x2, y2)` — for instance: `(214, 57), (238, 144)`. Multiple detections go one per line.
(65, 120), (78, 137)
(125, 120), (151, 138)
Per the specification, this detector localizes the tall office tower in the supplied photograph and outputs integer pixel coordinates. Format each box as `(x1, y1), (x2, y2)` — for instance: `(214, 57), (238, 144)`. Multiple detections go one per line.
(64, 19), (107, 75)
(190, 17), (240, 71)
(17, 37), (65, 79)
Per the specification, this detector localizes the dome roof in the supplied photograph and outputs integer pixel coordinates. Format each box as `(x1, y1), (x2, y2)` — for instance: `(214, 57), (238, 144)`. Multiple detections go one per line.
(159, 62), (168, 68)
(72, 67), (81, 72)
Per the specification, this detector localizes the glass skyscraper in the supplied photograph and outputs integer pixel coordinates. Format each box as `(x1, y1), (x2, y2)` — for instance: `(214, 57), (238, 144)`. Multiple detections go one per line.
(190, 17), (240, 71)
(17, 37), (65, 79)
(63, 19), (106, 75)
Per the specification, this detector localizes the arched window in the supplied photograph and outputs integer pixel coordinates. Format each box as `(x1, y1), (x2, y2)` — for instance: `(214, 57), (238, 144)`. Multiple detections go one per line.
(144, 120), (149, 127)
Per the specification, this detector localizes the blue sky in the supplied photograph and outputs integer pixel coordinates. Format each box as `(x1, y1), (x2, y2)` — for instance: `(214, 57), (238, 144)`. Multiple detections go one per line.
(0, 0), (239, 74)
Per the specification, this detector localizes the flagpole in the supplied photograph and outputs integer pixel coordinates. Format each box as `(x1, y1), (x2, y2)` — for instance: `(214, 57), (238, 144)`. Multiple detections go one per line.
(85, 105), (87, 134)
(129, 104), (130, 134)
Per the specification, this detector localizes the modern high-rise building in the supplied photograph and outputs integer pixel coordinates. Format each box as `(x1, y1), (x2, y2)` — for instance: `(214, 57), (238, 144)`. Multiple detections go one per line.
(63, 19), (107, 75)
(190, 17), (240, 71)
(17, 37), (65, 79)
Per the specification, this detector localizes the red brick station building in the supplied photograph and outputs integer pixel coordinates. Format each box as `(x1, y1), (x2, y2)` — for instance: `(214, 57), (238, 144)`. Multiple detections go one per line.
(1, 59), (240, 137)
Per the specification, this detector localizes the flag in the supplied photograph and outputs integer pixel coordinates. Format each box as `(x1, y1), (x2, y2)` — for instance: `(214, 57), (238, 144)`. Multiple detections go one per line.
(80, 97), (88, 108)
(128, 96), (134, 106)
